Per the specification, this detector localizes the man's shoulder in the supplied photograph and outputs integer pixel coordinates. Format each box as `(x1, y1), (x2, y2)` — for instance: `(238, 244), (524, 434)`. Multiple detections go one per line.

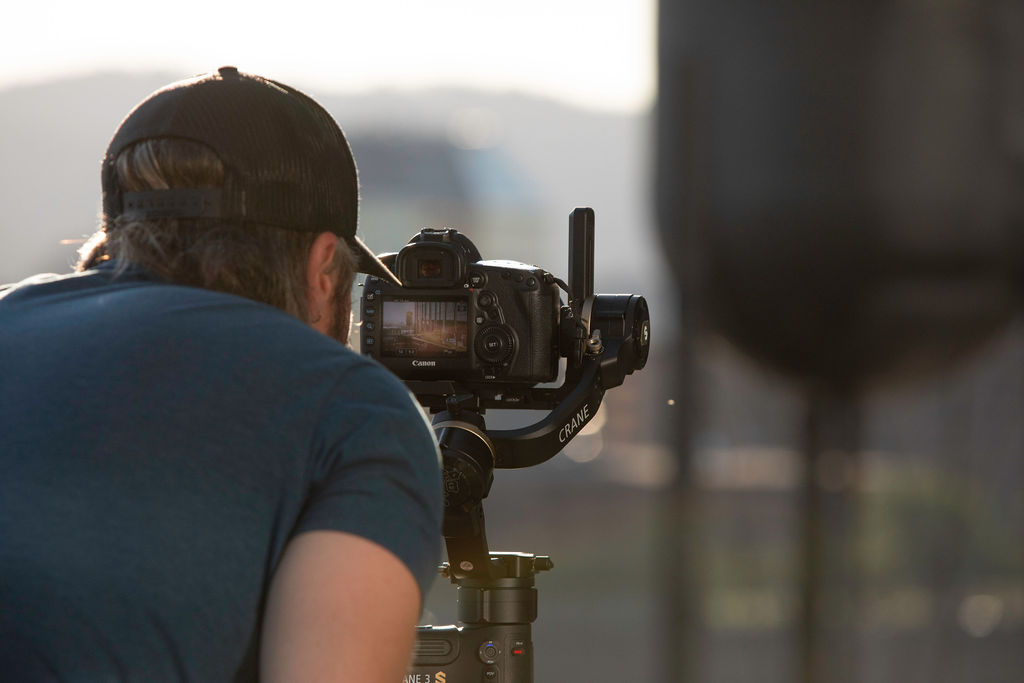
(1, 265), (170, 309)
(0, 270), (91, 303)
(139, 280), (401, 404)
(1, 265), (374, 377)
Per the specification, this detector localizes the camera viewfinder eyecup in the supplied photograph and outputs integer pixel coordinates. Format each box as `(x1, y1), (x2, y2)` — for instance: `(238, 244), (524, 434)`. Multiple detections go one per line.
(397, 227), (481, 288)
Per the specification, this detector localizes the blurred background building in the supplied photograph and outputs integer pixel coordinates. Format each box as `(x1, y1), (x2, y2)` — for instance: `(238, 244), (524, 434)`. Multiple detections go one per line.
(657, 1), (1024, 682)
(2, 1), (1022, 681)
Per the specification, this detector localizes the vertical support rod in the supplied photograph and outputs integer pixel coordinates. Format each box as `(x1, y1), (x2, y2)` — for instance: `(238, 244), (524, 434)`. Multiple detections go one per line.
(799, 387), (862, 683)
(568, 207), (595, 311)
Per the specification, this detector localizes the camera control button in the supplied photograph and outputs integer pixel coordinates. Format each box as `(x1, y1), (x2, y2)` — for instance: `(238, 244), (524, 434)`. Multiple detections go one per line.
(526, 277), (536, 288)
(364, 306), (376, 316)
(475, 327), (514, 364)
(483, 668), (498, 680)
(478, 292), (494, 307)
(363, 322), (375, 331)
(469, 272), (485, 287)
(478, 640), (500, 664)
(475, 316), (485, 325)
(365, 292), (376, 302)
(364, 337), (375, 346)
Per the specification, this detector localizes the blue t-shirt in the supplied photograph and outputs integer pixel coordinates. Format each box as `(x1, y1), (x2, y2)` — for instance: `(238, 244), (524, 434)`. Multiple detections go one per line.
(0, 263), (443, 681)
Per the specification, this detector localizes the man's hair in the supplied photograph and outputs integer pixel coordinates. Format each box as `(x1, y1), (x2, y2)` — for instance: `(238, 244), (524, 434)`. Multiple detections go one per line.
(79, 138), (356, 321)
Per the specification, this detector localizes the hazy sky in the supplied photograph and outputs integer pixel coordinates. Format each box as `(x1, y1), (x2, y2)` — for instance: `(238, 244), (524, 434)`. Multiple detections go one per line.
(1, 0), (655, 112)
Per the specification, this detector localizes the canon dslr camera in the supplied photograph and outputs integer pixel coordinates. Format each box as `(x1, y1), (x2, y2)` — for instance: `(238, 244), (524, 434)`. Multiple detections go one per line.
(360, 209), (650, 683)
(360, 228), (560, 385)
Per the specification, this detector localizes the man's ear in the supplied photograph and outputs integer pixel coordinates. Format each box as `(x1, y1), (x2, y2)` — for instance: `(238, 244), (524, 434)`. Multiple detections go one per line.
(306, 232), (339, 324)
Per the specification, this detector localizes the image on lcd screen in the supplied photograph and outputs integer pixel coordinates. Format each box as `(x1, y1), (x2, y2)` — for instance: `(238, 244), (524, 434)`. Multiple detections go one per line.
(381, 299), (468, 358)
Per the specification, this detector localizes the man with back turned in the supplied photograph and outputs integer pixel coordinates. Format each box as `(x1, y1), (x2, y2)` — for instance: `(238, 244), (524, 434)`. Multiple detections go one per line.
(0, 66), (442, 681)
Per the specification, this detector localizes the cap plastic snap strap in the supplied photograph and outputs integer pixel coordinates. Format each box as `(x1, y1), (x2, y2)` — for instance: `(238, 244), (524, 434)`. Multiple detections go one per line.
(121, 189), (223, 220)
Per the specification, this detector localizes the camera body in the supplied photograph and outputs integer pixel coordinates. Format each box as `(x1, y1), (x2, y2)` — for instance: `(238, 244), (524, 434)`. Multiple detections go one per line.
(360, 228), (560, 385)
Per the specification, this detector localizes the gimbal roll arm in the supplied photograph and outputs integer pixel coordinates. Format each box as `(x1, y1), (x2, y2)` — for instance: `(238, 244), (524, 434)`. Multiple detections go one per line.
(488, 357), (605, 469)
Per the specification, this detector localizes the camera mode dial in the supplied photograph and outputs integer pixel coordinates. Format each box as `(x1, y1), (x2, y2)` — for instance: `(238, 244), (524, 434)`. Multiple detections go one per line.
(468, 270), (487, 288)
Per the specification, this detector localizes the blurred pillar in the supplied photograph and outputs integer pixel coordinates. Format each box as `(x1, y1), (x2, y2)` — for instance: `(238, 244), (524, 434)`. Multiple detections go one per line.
(655, 59), (707, 683)
(799, 389), (862, 683)
(656, 1), (1024, 682)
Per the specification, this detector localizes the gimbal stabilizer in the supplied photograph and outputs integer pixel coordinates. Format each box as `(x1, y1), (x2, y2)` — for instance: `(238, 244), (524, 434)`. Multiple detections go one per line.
(404, 209), (650, 683)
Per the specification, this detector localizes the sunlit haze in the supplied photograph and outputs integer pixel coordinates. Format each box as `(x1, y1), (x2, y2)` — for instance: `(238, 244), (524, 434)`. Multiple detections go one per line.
(1, 0), (655, 112)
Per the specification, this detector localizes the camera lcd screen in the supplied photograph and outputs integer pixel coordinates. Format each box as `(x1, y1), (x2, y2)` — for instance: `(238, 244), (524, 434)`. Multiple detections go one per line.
(381, 298), (469, 358)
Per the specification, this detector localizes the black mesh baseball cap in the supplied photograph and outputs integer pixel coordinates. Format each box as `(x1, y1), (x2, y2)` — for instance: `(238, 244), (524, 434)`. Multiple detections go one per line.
(101, 66), (400, 285)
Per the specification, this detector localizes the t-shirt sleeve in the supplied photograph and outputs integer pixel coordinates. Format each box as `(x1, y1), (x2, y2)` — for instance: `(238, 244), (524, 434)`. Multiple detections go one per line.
(293, 361), (443, 602)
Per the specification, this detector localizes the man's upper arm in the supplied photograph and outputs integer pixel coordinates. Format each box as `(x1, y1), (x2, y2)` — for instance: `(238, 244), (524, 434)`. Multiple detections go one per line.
(260, 360), (442, 680)
(260, 530), (421, 682)
(297, 362), (443, 600)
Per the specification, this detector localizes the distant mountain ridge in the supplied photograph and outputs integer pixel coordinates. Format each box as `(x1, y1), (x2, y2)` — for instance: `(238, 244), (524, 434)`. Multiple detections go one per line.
(0, 72), (668, 320)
